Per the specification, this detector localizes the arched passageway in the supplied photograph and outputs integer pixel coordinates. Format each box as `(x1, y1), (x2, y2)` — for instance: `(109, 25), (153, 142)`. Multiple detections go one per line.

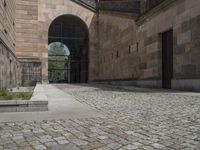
(48, 15), (89, 83)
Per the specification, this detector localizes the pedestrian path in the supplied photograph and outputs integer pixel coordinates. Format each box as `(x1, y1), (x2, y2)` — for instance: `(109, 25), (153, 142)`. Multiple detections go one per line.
(0, 84), (101, 122)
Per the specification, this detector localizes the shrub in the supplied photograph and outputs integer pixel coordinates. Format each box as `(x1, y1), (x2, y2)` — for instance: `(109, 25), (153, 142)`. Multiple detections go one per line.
(0, 88), (9, 97)
(0, 88), (33, 100)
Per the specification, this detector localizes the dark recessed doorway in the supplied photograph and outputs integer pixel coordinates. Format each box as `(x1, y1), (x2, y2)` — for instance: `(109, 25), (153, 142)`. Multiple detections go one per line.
(162, 29), (173, 89)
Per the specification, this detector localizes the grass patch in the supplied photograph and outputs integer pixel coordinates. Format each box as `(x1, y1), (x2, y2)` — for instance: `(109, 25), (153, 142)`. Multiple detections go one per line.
(0, 88), (33, 100)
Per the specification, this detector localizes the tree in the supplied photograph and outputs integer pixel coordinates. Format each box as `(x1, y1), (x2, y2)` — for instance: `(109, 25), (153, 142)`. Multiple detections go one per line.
(48, 42), (69, 82)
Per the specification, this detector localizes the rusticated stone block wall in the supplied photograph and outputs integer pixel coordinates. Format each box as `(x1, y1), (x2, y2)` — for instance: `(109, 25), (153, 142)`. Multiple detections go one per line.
(0, 0), (40, 88)
(137, 0), (200, 80)
(14, 0), (99, 83)
(15, 0), (39, 58)
(0, 42), (22, 88)
(1, 0), (198, 91)
(97, 0), (200, 90)
(0, 0), (16, 52)
(98, 13), (139, 80)
(37, 0), (98, 82)
(0, 0), (22, 88)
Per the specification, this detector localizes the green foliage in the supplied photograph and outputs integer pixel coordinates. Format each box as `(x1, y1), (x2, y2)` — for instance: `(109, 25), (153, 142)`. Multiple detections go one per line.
(48, 42), (69, 81)
(49, 42), (65, 56)
(0, 88), (9, 97)
(0, 88), (33, 100)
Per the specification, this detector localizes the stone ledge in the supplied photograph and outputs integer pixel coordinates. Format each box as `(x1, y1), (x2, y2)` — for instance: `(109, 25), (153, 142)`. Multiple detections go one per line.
(28, 101), (48, 106)
(0, 100), (48, 107)
(172, 79), (200, 92)
(0, 106), (48, 113)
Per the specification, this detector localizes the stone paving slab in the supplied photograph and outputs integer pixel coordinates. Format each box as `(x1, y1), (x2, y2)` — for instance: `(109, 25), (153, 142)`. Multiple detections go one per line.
(0, 84), (200, 149)
(31, 84), (48, 101)
(0, 84), (101, 122)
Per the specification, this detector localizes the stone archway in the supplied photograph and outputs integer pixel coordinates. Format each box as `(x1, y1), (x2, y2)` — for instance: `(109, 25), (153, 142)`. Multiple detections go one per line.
(37, 0), (99, 83)
(48, 15), (89, 83)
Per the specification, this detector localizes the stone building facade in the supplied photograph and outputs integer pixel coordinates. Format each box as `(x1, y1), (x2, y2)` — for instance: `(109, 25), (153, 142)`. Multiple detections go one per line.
(15, 0), (98, 83)
(0, 0), (21, 88)
(0, 0), (200, 91)
(97, 0), (200, 91)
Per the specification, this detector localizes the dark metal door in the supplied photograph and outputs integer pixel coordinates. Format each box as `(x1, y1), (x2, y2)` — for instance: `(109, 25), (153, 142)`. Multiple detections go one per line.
(162, 30), (173, 89)
(70, 60), (81, 83)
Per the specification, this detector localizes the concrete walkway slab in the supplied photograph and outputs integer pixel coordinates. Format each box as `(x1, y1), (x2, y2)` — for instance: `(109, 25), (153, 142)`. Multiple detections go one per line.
(0, 84), (102, 122)
(31, 84), (47, 101)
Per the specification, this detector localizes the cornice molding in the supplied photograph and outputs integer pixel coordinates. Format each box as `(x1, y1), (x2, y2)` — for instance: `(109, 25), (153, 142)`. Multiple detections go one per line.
(136, 0), (177, 25)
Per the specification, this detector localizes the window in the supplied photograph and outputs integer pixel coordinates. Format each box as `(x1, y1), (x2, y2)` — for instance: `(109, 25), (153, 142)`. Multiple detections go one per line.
(129, 46), (131, 54)
(116, 51), (119, 58)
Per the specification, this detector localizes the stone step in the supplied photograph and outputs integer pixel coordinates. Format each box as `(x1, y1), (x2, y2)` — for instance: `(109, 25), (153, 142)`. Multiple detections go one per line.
(0, 100), (48, 107)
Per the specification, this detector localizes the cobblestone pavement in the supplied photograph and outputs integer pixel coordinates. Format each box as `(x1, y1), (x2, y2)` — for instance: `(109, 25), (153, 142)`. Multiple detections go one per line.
(1, 84), (200, 150)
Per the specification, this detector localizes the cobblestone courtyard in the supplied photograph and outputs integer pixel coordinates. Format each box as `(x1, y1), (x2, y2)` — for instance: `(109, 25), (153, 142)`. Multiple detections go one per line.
(1, 84), (200, 150)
